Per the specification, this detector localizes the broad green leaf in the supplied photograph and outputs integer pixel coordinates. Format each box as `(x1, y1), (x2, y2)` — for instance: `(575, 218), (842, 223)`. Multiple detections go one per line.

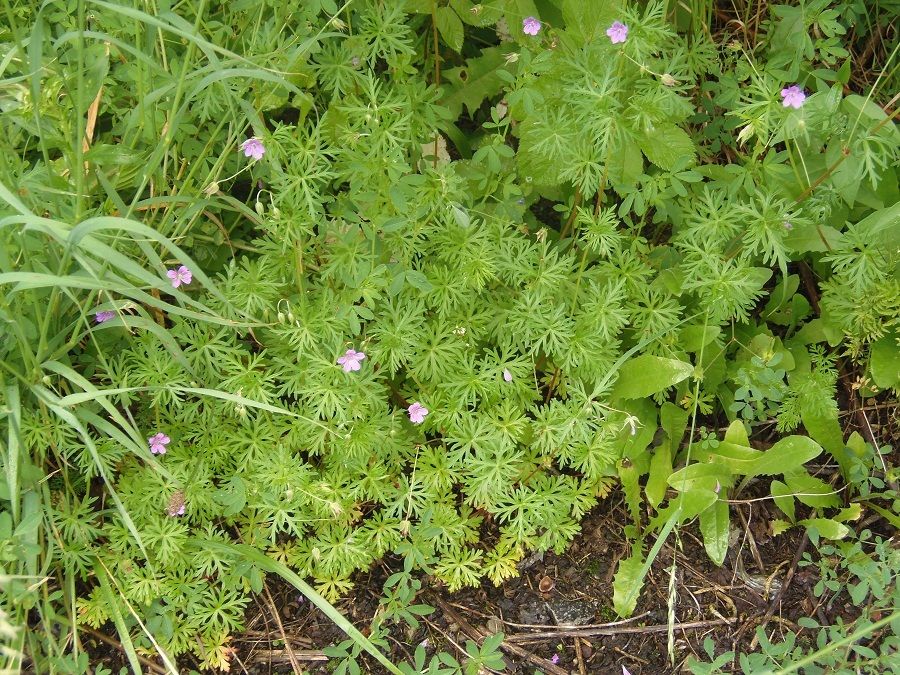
(723, 419), (750, 447)
(846, 431), (868, 457)
(744, 436), (823, 476)
(802, 409), (848, 477)
(435, 6), (464, 52)
(638, 124), (696, 172)
(770, 480), (795, 522)
(678, 324), (721, 353)
(442, 47), (510, 118)
(667, 463), (732, 493)
(799, 518), (850, 540)
(660, 401), (689, 445)
(870, 333), (900, 389)
(785, 471), (840, 508)
(405, 270), (434, 293)
(647, 488), (718, 532)
(612, 548), (644, 617)
(699, 501), (729, 566)
(834, 503), (862, 523)
(610, 355), (693, 400)
(645, 441), (672, 510)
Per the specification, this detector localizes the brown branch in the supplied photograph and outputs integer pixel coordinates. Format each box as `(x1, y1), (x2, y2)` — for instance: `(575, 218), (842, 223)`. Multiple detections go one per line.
(429, 594), (569, 675)
(80, 627), (168, 675)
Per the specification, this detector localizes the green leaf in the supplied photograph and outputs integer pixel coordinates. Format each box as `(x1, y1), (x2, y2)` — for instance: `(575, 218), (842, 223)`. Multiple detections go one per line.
(559, 0), (623, 43)
(784, 471), (840, 508)
(618, 458), (642, 524)
(441, 47), (510, 118)
(772, 519), (793, 537)
(870, 333), (900, 389)
(612, 548), (644, 617)
(435, 6), (465, 52)
(660, 401), (689, 445)
(638, 124), (696, 172)
(723, 419), (750, 447)
(610, 355), (693, 400)
(678, 324), (721, 353)
(667, 463), (732, 493)
(645, 441), (672, 511)
(798, 518), (850, 540)
(744, 436), (823, 476)
(699, 501), (729, 566)
(770, 480), (795, 522)
(405, 270), (434, 293)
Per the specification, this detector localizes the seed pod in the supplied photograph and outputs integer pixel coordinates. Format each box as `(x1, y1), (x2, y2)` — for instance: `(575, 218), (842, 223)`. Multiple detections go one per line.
(167, 490), (186, 517)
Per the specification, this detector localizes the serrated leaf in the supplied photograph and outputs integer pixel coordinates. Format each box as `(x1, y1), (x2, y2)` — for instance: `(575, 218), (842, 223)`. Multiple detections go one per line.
(559, 0), (623, 43)
(699, 500), (729, 566)
(612, 549), (644, 617)
(618, 459), (641, 524)
(772, 519), (793, 537)
(610, 355), (693, 400)
(638, 124), (696, 172)
(435, 6), (464, 52)
(646, 441), (672, 510)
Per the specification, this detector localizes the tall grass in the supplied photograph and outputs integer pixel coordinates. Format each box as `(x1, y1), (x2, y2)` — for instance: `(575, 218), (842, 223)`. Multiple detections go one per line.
(0, 1), (393, 671)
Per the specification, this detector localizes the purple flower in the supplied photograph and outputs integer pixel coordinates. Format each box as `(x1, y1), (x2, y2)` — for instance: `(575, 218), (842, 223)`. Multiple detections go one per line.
(173, 503), (185, 516)
(607, 21), (628, 44)
(337, 348), (366, 373)
(522, 16), (541, 36)
(94, 310), (116, 323)
(407, 402), (429, 424)
(148, 432), (170, 455)
(503, 368), (513, 382)
(240, 137), (266, 160)
(166, 265), (192, 288)
(622, 667), (633, 675)
(551, 654), (560, 664)
(781, 85), (806, 109)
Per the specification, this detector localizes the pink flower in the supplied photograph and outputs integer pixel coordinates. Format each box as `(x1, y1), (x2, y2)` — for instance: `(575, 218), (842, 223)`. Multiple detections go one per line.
(781, 85), (806, 109)
(407, 402), (428, 424)
(503, 369), (513, 382)
(523, 16), (541, 35)
(550, 654), (560, 664)
(606, 21), (628, 44)
(240, 137), (266, 160)
(337, 348), (366, 373)
(94, 310), (116, 323)
(166, 265), (192, 288)
(623, 667), (632, 675)
(148, 432), (170, 455)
